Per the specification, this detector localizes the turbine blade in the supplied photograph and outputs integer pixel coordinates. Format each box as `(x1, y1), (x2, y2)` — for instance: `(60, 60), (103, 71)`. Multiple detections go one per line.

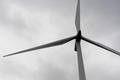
(3, 35), (76, 57)
(76, 41), (86, 80)
(74, 41), (77, 51)
(81, 36), (120, 56)
(75, 0), (80, 31)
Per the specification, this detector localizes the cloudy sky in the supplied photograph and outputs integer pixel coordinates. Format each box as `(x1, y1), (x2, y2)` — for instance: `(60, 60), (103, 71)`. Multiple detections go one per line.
(0, 0), (120, 80)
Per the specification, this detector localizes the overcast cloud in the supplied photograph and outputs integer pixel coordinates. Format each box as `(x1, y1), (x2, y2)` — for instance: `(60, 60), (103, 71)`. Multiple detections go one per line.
(0, 0), (120, 80)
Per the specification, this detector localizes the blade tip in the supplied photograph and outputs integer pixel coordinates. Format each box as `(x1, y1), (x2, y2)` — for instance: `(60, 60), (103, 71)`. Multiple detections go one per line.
(3, 55), (8, 57)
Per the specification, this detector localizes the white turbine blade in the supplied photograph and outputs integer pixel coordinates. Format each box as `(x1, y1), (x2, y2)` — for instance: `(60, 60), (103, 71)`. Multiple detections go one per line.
(81, 36), (120, 56)
(75, 0), (80, 31)
(76, 41), (86, 80)
(3, 35), (76, 57)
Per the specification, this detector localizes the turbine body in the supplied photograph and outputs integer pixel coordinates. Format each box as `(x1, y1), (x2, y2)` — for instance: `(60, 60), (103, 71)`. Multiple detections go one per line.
(3, 0), (120, 80)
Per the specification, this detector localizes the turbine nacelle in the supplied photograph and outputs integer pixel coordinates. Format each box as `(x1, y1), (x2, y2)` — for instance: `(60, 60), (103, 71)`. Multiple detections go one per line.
(75, 30), (81, 51)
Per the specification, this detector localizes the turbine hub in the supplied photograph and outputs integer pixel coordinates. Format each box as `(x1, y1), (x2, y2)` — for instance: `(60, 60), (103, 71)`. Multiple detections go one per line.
(76, 30), (81, 42)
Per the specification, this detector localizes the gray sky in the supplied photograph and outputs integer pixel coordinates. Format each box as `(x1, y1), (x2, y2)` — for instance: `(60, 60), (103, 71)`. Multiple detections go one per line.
(1, 0), (120, 80)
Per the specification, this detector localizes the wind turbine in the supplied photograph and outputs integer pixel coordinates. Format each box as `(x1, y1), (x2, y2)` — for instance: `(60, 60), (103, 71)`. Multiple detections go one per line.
(3, 0), (120, 80)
